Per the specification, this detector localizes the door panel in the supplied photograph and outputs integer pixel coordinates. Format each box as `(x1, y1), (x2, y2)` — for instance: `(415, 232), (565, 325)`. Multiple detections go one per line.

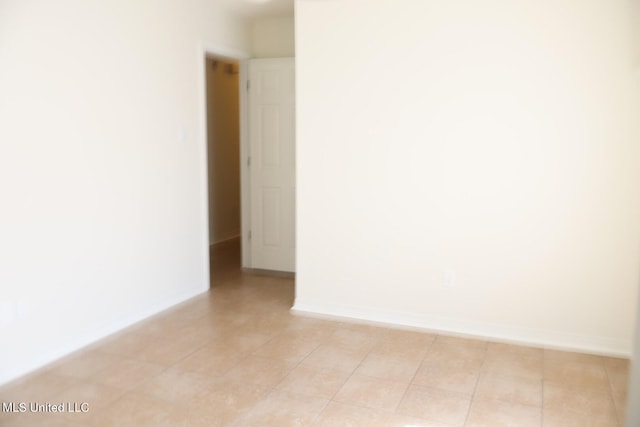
(249, 58), (295, 272)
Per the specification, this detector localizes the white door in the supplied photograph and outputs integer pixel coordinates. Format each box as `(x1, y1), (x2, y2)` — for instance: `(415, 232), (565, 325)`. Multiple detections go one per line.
(248, 58), (295, 272)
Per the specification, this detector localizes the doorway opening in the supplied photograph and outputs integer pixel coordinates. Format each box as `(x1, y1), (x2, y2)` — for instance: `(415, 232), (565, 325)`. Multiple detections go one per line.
(201, 50), (296, 284)
(205, 55), (242, 282)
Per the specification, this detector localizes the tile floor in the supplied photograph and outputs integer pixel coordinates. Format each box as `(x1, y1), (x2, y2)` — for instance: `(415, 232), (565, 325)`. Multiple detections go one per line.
(0, 239), (630, 426)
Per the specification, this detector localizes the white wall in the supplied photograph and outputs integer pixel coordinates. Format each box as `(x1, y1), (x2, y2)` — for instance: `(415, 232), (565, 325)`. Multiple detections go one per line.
(295, 0), (640, 356)
(0, 0), (249, 385)
(207, 58), (241, 244)
(251, 15), (295, 58)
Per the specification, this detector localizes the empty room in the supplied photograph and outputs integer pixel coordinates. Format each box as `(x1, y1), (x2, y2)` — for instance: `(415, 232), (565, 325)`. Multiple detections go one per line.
(1, 0), (639, 426)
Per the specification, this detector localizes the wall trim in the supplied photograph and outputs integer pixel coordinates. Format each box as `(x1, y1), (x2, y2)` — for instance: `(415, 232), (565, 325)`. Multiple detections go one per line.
(291, 299), (631, 358)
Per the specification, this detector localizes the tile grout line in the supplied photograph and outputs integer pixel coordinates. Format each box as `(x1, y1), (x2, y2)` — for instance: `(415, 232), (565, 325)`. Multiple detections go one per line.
(461, 340), (489, 427)
(540, 348), (548, 427)
(390, 333), (436, 418)
(602, 358), (625, 427)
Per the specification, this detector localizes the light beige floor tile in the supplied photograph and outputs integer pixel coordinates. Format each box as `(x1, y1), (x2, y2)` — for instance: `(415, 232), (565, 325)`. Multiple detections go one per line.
(233, 390), (328, 427)
(199, 377), (269, 412)
(275, 363), (351, 399)
(543, 408), (619, 427)
(91, 332), (156, 358)
(195, 358), (249, 380)
(46, 350), (123, 379)
(474, 372), (542, 407)
(544, 359), (610, 391)
(612, 390), (627, 427)
(483, 342), (543, 380)
(605, 361), (630, 397)
(166, 343), (242, 377)
(334, 374), (409, 411)
(466, 398), (541, 427)
(0, 406), (23, 426)
(162, 326), (215, 351)
(133, 371), (208, 404)
(222, 355), (296, 387)
(251, 334), (320, 362)
(544, 349), (605, 367)
(486, 342), (543, 359)
(89, 359), (165, 390)
(0, 372), (80, 402)
(482, 351), (543, 380)
(314, 401), (391, 427)
(302, 344), (369, 373)
(132, 337), (200, 366)
(179, 316), (226, 338)
(233, 316), (291, 338)
(370, 329), (434, 359)
(324, 327), (380, 352)
(86, 392), (178, 427)
(212, 330), (277, 354)
(105, 324), (205, 364)
(282, 317), (340, 342)
(164, 400), (243, 427)
(55, 381), (125, 413)
(336, 321), (390, 335)
(432, 335), (488, 352)
(163, 299), (214, 323)
(413, 357), (482, 395)
(603, 356), (629, 371)
(160, 379), (268, 427)
(0, 412), (82, 427)
(543, 382), (618, 427)
(386, 414), (455, 427)
(355, 352), (423, 382)
(396, 384), (472, 426)
(126, 315), (194, 340)
(426, 336), (487, 365)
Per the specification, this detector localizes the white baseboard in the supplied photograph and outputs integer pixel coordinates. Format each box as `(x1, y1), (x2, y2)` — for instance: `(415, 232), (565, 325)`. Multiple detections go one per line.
(1, 285), (209, 386)
(291, 299), (631, 358)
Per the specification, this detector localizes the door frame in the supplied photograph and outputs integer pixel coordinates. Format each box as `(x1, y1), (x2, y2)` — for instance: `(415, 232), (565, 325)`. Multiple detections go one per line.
(198, 43), (252, 283)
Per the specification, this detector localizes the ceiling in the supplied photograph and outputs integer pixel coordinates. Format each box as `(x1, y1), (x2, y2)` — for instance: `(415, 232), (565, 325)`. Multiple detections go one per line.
(221, 0), (295, 18)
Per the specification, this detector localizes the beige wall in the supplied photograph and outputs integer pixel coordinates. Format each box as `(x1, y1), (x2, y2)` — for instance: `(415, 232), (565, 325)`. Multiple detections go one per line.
(0, 0), (249, 384)
(295, 0), (640, 355)
(206, 58), (241, 244)
(251, 15), (295, 57)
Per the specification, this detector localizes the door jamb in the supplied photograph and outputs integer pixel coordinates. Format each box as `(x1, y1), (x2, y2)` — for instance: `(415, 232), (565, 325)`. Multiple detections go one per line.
(198, 43), (251, 287)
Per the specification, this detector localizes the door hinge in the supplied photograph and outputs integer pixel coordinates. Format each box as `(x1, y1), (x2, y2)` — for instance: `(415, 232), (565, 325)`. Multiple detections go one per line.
(247, 156), (251, 167)
(248, 230), (252, 240)
(246, 80), (250, 91)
